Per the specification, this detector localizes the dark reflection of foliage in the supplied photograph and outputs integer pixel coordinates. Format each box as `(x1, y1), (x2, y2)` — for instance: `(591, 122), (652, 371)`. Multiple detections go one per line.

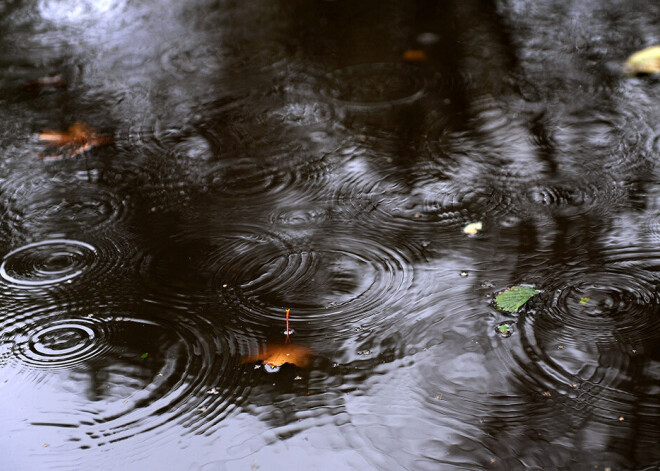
(1, 0), (660, 468)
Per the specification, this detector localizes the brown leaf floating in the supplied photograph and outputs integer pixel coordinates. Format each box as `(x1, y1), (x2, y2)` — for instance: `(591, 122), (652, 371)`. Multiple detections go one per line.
(38, 122), (112, 160)
(242, 344), (314, 369)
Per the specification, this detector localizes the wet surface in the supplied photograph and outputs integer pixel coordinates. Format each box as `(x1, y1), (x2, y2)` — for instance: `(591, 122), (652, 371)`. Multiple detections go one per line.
(1, 0), (660, 469)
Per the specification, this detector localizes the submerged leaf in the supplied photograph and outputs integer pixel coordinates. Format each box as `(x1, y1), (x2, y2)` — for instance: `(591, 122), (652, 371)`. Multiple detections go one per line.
(403, 49), (427, 63)
(496, 286), (539, 312)
(624, 45), (660, 76)
(242, 344), (313, 368)
(140, 352), (149, 359)
(579, 297), (590, 305)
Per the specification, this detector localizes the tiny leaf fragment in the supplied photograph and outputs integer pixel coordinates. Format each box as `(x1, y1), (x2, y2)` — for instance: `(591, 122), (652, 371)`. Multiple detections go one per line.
(579, 297), (590, 305)
(496, 286), (539, 312)
(402, 49), (427, 63)
(141, 352), (149, 359)
(497, 323), (511, 337)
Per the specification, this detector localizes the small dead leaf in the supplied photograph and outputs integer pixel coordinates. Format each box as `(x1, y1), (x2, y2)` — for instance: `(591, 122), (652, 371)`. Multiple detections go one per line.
(22, 75), (66, 90)
(403, 49), (427, 62)
(242, 344), (313, 368)
(624, 45), (660, 76)
(38, 122), (112, 160)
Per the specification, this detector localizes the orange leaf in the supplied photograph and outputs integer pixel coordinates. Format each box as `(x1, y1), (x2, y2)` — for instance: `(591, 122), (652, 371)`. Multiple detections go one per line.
(242, 344), (314, 368)
(38, 122), (112, 159)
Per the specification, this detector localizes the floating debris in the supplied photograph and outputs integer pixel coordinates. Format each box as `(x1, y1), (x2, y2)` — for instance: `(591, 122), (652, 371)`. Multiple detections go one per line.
(497, 323), (512, 337)
(242, 344), (314, 369)
(624, 45), (660, 76)
(38, 122), (113, 160)
(496, 286), (540, 312)
(463, 221), (483, 235)
(402, 49), (427, 63)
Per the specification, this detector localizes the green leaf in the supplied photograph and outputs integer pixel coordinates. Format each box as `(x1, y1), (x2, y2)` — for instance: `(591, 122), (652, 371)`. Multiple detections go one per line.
(496, 286), (539, 312)
(141, 352), (149, 359)
(498, 324), (510, 335)
(579, 297), (590, 305)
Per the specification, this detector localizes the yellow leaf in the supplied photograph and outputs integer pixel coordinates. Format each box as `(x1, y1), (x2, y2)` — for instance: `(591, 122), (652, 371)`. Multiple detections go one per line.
(624, 45), (660, 76)
(463, 221), (483, 235)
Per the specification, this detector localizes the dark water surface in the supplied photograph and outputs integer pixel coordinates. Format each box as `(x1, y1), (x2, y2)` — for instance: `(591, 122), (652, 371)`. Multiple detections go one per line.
(1, 1), (659, 469)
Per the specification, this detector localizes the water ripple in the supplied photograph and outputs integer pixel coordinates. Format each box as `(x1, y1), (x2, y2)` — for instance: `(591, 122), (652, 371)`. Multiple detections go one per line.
(3, 175), (129, 237)
(489, 267), (660, 434)
(0, 239), (97, 288)
(215, 232), (417, 341)
(0, 301), (248, 447)
(10, 312), (111, 370)
(325, 62), (427, 107)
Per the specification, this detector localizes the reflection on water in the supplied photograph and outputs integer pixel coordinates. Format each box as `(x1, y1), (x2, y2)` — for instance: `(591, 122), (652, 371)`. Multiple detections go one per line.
(1, 0), (659, 469)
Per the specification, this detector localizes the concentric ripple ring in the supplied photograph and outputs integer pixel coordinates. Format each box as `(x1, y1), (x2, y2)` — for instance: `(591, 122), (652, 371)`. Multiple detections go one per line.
(0, 239), (97, 287)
